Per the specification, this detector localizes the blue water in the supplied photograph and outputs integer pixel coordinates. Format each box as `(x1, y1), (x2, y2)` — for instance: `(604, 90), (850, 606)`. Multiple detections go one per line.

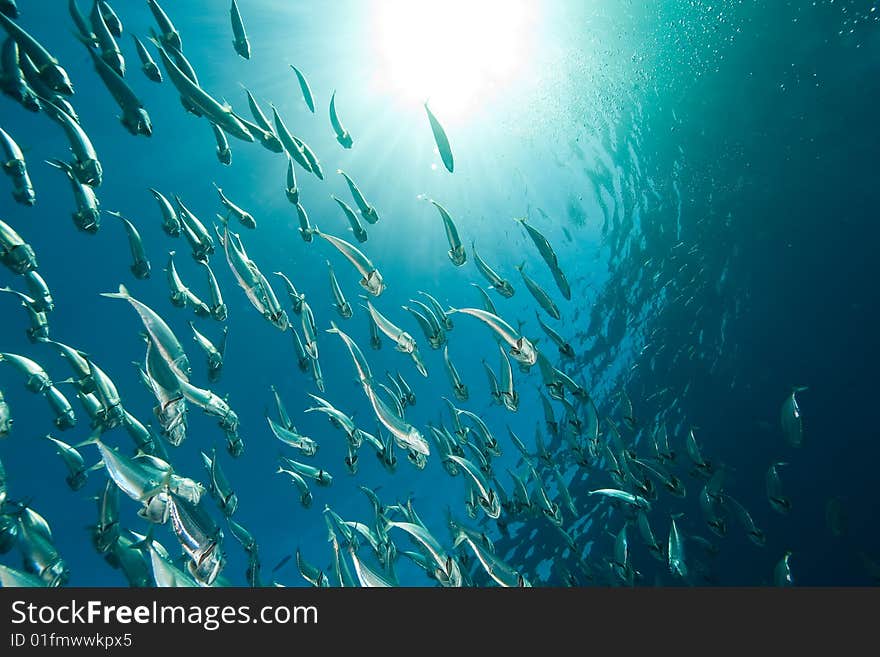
(0, 0), (878, 586)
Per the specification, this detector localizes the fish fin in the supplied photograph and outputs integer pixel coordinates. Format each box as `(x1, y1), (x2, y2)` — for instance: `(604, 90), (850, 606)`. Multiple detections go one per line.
(100, 283), (130, 300)
(85, 460), (106, 473)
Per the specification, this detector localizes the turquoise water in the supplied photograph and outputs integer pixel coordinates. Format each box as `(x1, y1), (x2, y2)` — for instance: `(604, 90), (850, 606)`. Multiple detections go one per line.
(0, 0), (878, 586)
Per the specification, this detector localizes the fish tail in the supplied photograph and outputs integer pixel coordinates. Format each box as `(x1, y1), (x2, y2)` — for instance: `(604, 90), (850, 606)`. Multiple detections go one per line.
(100, 283), (130, 300)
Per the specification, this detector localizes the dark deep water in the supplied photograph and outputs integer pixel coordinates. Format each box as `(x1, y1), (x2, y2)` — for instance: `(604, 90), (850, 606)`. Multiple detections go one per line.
(0, 1), (878, 587)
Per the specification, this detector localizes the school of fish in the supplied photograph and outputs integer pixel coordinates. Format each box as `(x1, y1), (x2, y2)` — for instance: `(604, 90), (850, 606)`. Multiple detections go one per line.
(0, 1), (811, 588)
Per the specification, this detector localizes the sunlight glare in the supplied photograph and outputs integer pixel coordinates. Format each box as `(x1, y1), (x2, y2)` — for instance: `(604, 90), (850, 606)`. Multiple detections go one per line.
(373, 0), (534, 119)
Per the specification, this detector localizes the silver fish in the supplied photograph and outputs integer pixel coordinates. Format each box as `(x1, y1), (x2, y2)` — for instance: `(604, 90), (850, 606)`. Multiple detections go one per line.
(448, 306), (537, 368)
(766, 462), (791, 514)
(0, 125), (34, 205)
(780, 386), (807, 447)
(289, 64), (315, 112)
(89, 0), (124, 78)
(424, 102), (453, 172)
(329, 90), (352, 148)
(443, 345), (468, 401)
(132, 34), (161, 82)
(332, 195), (367, 243)
(149, 188), (181, 237)
(108, 211), (150, 279)
(214, 183), (255, 229)
(327, 260), (352, 319)
(516, 262), (560, 319)
(212, 123), (232, 165)
(43, 434), (88, 490)
(229, 0), (250, 59)
(45, 158), (100, 234)
(337, 169), (378, 223)
(427, 199), (465, 265)
(313, 228), (385, 296)
(472, 242), (514, 297)
(0, 12), (73, 95)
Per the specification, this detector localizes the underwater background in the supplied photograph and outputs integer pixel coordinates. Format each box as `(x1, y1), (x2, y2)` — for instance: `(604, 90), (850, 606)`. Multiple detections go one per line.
(0, 0), (878, 586)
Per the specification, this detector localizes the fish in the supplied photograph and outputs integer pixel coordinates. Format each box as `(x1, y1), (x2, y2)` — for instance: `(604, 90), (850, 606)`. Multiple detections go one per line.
(497, 343), (519, 412)
(270, 105), (311, 172)
(472, 242), (515, 297)
(447, 307), (537, 368)
(780, 386), (807, 447)
(0, 38), (41, 112)
(387, 521), (461, 586)
(0, 352), (52, 393)
(23, 271), (53, 313)
(443, 345), (469, 401)
(331, 194), (367, 243)
(295, 202), (313, 242)
(43, 385), (77, 431)
(90, 480), (120, 555)
(107, 211), (151, 279)
(132, 34), (162, 82)
(267, 414), (318, 457)
(423, 199), (466, 266)
(212, 123), (232, 165)
(766, 462), (791, 514)
(588, 488), (651, 511)
(279, 455), (332, 487)
(418, 291), (453, 331)
(453, 528), (530, 587)
(0, 125), (34, 205)
(402, 303), (445, 350)
(364, 381), (429, 456)
(0, 12), (74, 95)
(40, 98), (101, 186)
(201, 261), (227, 322)
(0, 285), (49, 343)
(166, 251), (210, 316)
(313, 227), (385, 296)
(43, 434), (89, 491)
(516, 263), (560, 319)
(45, 158), (101, 234)
(534, 312), (575, 359)
(514, 216), (571, 300)
(326, 320), (373, 387)
(147, 0), (181, 50)
(449, 455), (501, 519)
(668, 515), (688, 578)
(69, 1), (97, 45)
(471, 283), (498, 315)
(723, 495), (765, 547)
(176, 197), (215, 262)
(636, 511), (664, 561)
(214, 184), (255, 229)
(201, 448), (238, 517)
(289, 64), (315, 113)
(319, 88), (354, 152)
(84, 33), (153, 137)
(293, 134), (324, 180)
(327, 260), (353, 319)
(89, 0), (124, 77)
(284, 157), (299, 204)
(274, 271), (305, 316)
(229, 0), (251, 59)
(278, 463), (315, 508)
(152, 41), (253, 143)
(774, 551), (793, 586)
(337, 170), (378, 224)
(685, 427), (712, 477)
(98, 2), (122, 38)
(190, 322), (226, 382)
(424, 102), (453, 172)
(296, 548), (329, 587)
(0, 388), (11, 438)
(166, 494), (225, 585)
(149, 188), (181, 237)
(101, 283), (192, 379)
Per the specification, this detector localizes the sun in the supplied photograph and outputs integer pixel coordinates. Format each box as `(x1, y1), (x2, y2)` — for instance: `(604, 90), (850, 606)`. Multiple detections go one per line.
(372, 0), (534, 119)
